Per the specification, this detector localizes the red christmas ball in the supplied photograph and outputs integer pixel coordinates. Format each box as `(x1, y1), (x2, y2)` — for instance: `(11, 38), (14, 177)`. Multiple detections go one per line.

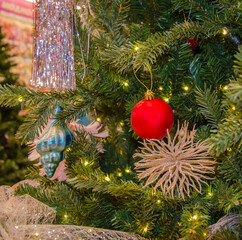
(131, 97), (174, 139)
(185, 38), (198, 50)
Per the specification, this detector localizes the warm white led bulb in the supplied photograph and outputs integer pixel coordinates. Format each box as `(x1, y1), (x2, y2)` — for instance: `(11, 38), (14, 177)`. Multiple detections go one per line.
(222, 28), (228, 35)
(192, 215), (197, 220)
(105, 176), (110, 181)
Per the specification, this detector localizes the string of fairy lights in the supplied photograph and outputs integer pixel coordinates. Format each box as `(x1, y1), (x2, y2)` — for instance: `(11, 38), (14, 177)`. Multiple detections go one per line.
(17, 26), (237, 113)
(12, 178), (215, 237)
(93, 27), (237, 123)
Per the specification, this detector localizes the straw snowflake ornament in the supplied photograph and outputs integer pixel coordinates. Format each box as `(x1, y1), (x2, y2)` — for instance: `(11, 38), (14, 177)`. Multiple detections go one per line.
(134, 122), (215, 200)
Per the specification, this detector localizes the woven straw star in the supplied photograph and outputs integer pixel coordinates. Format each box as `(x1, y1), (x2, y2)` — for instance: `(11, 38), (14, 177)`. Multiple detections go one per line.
(134, 122), (215, 200)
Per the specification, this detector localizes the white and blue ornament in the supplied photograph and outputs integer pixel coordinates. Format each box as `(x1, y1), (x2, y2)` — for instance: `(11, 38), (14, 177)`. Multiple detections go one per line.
(36, 107), (73, 178)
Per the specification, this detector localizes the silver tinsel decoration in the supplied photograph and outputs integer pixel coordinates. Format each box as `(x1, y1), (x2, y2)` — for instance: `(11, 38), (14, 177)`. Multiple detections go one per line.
(31, 0), (76, 91)
(0, 184), (146, 240)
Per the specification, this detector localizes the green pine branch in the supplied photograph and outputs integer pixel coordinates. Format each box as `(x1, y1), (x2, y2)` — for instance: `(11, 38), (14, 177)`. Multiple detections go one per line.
(218, 150), (242, 183)
(180, 204), (209, 240)
(82, 0), (131, 46)
(234, 47), (242, 74)
(226, 77), (242, 108)
(24, 166), (55, 188)
(102, 21), (221, 73)
(208, 115), (241, 156)
(225, 48), (242, 108)
(212, 181), (242, 214)
(0, 84), (76, 109)
(195, 86), (224, 126)
(208, 49), (242, 156)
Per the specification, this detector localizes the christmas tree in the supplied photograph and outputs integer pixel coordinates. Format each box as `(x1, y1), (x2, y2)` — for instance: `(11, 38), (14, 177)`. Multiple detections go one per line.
(0, 27), (30, 186)
(0, 0), (241, 239)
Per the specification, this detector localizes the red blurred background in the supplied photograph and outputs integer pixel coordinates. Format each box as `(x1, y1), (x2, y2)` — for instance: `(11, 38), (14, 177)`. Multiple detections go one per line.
(0, 0), (34, 86)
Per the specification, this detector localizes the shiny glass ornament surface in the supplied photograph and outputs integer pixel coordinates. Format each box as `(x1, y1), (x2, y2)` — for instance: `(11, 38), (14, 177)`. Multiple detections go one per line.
(36, 107), (72, 178)
(77, 112), (95, 126)
(131, 98), (174, 139)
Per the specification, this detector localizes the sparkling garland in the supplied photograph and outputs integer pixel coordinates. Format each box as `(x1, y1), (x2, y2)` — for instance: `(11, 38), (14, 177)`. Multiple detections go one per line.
(0, 184), (146, 240)
(31, 0), (76, 91)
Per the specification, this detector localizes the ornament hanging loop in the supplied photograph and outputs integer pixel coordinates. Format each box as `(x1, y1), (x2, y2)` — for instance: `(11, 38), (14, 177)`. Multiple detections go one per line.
(133, 62), (153, 96)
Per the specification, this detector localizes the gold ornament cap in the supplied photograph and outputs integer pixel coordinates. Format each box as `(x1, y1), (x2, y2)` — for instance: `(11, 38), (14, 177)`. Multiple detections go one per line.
(145, 90), (155, 100)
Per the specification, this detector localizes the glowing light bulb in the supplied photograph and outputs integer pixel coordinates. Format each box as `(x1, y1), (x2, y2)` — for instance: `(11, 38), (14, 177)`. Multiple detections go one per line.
(66, 147), (71, 152)
(15, 226), (19, 229)
(120, 121), (124, 126)
(107, 43), (110, 48)
(117, 172), (122, 177)
(223, 85), (228, 90)
(159, 86), (163, 90)
(125, 169), (130, 173)
(105, 176), (110, 181)
(76, 5), (81, 10)
(34, 232), (39, 236)
(164, 98), (169, 102)
(232, 106), (236, 110)
(157, 199), (161, 204)
(88, 229), (92, 233)
(97, 118), (101, 122)
(84, 161), (89, 166)
(18, 96), (23, 102)
(135, 46), (139, 51)
(192, 215), (198, 220)
(222, 28), (228, 35)
(208, 192), (212, 196)
(184, 86), (189, 91)
(123, 82), (129, 86)
(144, 227), (148, 232)
(64, 214), (67, 218)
